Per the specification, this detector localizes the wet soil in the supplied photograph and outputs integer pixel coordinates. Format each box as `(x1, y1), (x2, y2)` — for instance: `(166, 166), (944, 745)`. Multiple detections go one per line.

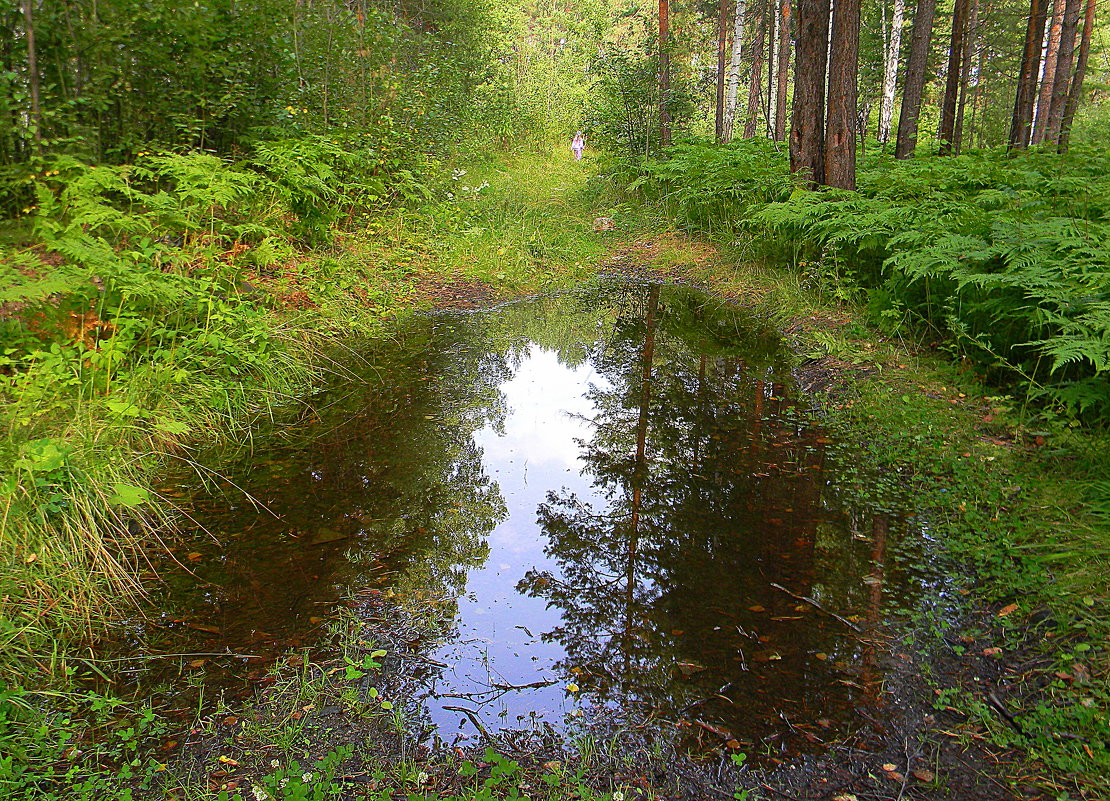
(119, 237), (1060, 799)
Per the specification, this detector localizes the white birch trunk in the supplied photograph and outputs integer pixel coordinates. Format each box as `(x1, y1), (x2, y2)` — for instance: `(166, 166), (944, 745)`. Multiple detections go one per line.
(878, 0), (906, 143)
(722, 0), (749, 142)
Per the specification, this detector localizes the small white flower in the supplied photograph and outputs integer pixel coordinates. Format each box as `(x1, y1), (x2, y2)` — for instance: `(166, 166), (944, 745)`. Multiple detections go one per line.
(613, 791), (625, 801)
(251, 786), (268, 801)
(302, 772), (314, 782)
(270, 759), (280, 768)
(279, 778), (288, 789)
(417, 771), (430, 784)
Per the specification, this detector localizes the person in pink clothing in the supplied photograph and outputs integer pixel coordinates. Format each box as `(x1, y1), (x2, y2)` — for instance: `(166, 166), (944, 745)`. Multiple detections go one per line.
(571, 131), (586, 161)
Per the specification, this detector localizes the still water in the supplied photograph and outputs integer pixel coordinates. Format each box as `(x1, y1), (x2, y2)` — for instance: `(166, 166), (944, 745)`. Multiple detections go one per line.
(141, 280), (936, 756)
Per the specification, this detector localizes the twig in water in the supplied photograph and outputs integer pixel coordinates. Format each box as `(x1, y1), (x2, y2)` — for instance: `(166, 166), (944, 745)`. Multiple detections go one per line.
(769, 582), (863, 632)
(442, 705), (492, 742)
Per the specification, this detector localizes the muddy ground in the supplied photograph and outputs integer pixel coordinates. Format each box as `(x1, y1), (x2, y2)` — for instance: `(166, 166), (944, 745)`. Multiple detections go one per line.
(147, 241), (1075, 801)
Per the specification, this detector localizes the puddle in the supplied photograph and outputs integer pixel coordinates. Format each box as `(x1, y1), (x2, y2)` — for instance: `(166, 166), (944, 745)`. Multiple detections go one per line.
(120, 280), (943, 758)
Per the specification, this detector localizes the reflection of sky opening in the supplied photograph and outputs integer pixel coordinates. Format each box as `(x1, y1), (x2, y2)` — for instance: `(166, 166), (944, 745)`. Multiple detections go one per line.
(427, 346), (612, 738)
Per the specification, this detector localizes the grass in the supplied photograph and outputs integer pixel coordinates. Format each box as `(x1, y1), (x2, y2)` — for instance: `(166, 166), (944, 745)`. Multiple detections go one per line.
(2, 147), (1107, 798)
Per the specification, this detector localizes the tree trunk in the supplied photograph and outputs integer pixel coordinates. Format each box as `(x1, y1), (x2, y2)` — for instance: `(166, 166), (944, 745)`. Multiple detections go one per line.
(744, 13), (767, 138)
(22, 0), (41, 151)
(774, 0), (791, 140)
(878, 0), (906, 144)
(825, 0), (860, 188)
(953, 0), (978, 152)
(1057, 0), (1095, 152)
(716, 0), (730, 141)
(1032, 0), (1065, 143)
(1045, 0), (1080, 142)
(790, 0), (830, 185)
(894, 0), (937, 158)
(660, 0), (672, 146)
(723, 0), (750, 141)
(1008, 0), (1049, 149)
(937, 0), (970, 154)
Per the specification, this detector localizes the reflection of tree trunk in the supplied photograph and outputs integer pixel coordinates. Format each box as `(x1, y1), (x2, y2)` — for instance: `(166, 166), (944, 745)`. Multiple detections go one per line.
(860, 513), (889, 701)
(625, 285), (659, 681)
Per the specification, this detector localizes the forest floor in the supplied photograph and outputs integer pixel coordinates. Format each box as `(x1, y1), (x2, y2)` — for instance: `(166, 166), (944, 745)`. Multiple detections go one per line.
(149, 231), (1092, 801)
(3, 155), (1105, 801)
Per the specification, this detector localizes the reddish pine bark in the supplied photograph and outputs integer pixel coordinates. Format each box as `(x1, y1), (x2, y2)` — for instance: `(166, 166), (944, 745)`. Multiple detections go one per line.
(1009, 0), (1049, 149)
(1045, 0), (1081, 142)
(938, 0), (971, 154)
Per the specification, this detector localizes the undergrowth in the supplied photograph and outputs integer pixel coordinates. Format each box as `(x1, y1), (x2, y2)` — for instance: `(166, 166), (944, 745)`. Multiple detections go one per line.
(0, 145), (607, 682)
(624, 139), (1110, 425)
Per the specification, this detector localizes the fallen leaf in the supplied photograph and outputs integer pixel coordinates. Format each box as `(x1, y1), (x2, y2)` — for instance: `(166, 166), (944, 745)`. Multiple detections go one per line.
(185, 623), (222, 635)
(223, 716), (239, 726)
(882, 763), (898, 772)
(832, 795), (858, 801)
(725, 739), (742, 750)
(983, 647), (1002, 656)
(815, 652), (828, 661)
(187, 658), (207, 668)
(996, 603), (1019, 617)
(217, 756), (239, 766)
(748, 605), (765, 613)
(186, 552), (203, 562)
(912, 769), (935, 782)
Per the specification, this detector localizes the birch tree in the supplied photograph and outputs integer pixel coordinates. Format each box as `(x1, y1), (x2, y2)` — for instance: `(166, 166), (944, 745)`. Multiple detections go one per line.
(878, 0), (906, 144)
(723, 0), (750, 141)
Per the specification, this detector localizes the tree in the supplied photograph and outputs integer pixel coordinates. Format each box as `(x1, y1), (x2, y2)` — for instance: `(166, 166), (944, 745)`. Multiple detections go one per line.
(1045, 0), (1081, 142)
(743, 11), (767, 138)
(1057, 0), (1095, 152)
(716, 0), (731, 141)
(659, 0), (673, 145)
(790, 0), (830, 183)
(723, 0), (750, 141)
(825, 0), (860, 186)
(894, 0), (938, 158)
(774, 0), (791, 141)
(1032, 0), (1066, 144)
(952, 0), (978, 153)
(937, 0), (971, 154)
(21, 0), (40, 152)
(1008, 0), (1050, 149)
(878, 0), (907, 144)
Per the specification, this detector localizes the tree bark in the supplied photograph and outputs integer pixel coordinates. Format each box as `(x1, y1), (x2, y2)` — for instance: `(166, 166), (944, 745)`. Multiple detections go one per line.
(723, 0), (750, 141)
(1032, 0), (1066, 143)
(825, 0), (860, 187)
(1057, 0), (1095, 152)
(878, 0), (906, 144)
(1045, 0), (1080, 142)
(744, 13), (767, 138)
(22, 0), (41, 150)
(1008, 0), (1049, 149)
(894, 0), (937, 158)
(938, 0), (971, 154)
(660, 0), (672, 146)
(790, 0), (830, 185)
(716, 0), (731, 142)
(953, 0), (978, 153)
(774, 0), (791, 140)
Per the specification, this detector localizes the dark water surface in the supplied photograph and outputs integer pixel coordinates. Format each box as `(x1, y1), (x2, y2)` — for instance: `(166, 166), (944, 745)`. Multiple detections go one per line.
(133, 280), (940, 757)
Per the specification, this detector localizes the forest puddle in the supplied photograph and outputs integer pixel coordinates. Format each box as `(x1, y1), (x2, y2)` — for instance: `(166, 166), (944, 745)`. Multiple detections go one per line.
(125, 280), (944, 759)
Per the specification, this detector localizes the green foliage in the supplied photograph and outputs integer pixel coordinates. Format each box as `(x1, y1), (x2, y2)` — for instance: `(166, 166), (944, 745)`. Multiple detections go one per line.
(627, 142), (1110, 422)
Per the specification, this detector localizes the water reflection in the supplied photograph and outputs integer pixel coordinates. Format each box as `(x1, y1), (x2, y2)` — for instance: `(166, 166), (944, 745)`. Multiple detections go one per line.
(145, 280), (934, 756)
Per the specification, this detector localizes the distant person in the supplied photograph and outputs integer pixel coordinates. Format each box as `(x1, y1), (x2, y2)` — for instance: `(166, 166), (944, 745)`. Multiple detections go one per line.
(571, 131), (586, 161)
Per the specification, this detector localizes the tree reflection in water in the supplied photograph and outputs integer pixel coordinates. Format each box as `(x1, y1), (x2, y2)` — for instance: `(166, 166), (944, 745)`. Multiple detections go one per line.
(519, 282), (879, 754)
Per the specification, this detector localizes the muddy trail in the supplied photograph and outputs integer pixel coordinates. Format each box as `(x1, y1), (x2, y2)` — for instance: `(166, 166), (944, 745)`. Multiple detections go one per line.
(95, 271), (1040, 800)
